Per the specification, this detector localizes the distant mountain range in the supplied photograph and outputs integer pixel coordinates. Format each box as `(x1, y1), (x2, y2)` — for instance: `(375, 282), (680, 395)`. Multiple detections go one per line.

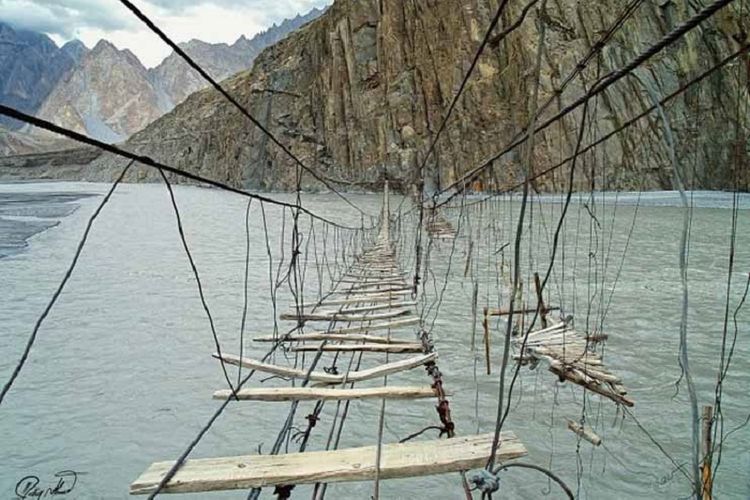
(0, 7), (324, 152)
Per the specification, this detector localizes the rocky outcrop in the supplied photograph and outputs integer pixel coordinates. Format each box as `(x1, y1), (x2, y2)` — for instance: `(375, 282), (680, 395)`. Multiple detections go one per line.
(88, 0), (748, 192)
(0, 22), (86, 130)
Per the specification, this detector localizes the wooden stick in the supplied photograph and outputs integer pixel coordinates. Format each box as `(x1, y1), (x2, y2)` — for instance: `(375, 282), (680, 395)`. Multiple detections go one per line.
(483, 306), (491, 375)
(213, 386), (441, 402)
(291, 343), (423, 353)
(254, 333), (417, 344)
(566, 419), (602, 446)
(701, 405), (714, 500)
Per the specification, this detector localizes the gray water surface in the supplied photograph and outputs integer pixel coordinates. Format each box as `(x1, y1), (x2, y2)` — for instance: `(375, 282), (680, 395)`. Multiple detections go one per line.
(1, 182), (748, 499)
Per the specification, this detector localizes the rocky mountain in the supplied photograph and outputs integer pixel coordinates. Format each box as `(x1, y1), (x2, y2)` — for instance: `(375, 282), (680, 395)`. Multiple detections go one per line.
(34, 40), (167, 144)
(0, 22), (87, 130)
(5, 1), (747, 190)
(21, 7), (325, 145)
(149, 7), (325, 108)
(80, 0), (748, 192)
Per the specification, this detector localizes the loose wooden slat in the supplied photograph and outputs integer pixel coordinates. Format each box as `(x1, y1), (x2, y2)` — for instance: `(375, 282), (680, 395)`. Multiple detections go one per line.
(215, 354), (340, 383)
(213, 386), (440, 401)
(289, 302), (415, 314)
(291, 343), (423, 353)
(130, 431), (526, 494)
(566, 419), (602, 446)
(253, 332), (416, 344)
(254, 318), (420, 341)
(316, 296), (407, 306)
(215, 352), (438, 384)
(280, 308), (411, 323)
(333, 288), (412, 296)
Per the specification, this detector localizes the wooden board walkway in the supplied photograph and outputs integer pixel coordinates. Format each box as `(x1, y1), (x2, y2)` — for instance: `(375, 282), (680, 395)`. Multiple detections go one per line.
(131, 182), (525, 496)
(130, 432), (526, 495)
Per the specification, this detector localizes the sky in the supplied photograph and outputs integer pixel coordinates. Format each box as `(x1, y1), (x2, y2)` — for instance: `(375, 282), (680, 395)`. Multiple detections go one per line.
(0, 0), (332, 67)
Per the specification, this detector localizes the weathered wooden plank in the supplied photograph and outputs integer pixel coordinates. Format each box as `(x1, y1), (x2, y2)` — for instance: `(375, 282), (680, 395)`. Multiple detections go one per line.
(316, 295), (407, 306)
(253, 317), (420, 342)
(130, 431), (526, 494)
(280, 308), (410, 322)
(333, 288), (411, 296)
(213, 386), (440, 402)
(566, 419), (602, 446)
(291, 343), (423, 353)
(286, 302), (413, 316)
(253, 332), (416, 344)
(215, 352), (437, 384)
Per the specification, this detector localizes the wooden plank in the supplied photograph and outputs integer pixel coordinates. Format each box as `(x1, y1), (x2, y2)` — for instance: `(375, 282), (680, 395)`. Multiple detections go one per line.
(253, 317), (420, 340)
(333, 288), (411, 296)
(213, 386), (440, 402)
(291, 343), (423, 353)
(316, 296), (407, 306)
(286, 302), (413, 316)
(253, 332), (417, 344)
(215, 352), (437, 384)
(280, 308), (410, 323)
(130, 431), (526, 494)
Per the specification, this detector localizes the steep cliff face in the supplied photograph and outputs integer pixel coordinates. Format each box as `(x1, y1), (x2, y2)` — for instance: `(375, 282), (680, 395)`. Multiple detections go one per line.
(0, 22), (86, 130)
(86, 0), (750, 191)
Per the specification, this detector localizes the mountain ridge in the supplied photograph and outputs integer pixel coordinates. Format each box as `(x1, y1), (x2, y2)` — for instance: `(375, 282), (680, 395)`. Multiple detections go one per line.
(0, 6), (326, 149)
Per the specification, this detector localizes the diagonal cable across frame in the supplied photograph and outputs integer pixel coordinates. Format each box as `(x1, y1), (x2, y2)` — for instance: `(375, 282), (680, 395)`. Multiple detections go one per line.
(117, 0), (373, 218)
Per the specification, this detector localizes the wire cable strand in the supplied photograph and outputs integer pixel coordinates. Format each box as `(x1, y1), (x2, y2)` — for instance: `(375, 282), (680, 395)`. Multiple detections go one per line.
(0, 104), (365, 231)
(0, 161), (134, 406)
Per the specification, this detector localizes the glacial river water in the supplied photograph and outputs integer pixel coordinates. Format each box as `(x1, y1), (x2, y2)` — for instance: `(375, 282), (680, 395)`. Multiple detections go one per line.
(1, 182), (748, 499)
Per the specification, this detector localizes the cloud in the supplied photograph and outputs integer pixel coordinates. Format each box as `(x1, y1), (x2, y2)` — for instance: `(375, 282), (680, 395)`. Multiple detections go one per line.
(0, 0), (139, 38)
(0, 0), (331, 67)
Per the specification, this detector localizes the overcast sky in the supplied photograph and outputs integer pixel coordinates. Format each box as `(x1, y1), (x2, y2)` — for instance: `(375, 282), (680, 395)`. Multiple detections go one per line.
(0, 0), (332, 67)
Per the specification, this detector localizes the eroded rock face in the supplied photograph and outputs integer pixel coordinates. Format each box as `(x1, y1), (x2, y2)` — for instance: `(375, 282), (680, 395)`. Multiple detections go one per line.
(34, 40), (167, 144)
(86, 0), (750, 191)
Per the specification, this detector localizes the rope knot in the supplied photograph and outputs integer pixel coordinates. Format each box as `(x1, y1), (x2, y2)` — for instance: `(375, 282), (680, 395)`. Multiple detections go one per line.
(306, 414), (319, 428)
(470, 469), (500, 494)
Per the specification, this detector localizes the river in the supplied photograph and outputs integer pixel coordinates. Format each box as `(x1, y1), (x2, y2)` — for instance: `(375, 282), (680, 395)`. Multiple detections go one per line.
(1, 182), (748, 499)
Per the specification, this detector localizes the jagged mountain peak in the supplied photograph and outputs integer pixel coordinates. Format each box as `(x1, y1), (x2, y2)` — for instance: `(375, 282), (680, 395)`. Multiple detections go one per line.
(0, 21), (86, 130)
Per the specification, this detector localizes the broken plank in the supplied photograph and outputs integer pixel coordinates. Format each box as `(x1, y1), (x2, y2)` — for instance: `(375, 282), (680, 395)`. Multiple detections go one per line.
(215, 352), (437, 385)
(130, 431), (526, 494)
